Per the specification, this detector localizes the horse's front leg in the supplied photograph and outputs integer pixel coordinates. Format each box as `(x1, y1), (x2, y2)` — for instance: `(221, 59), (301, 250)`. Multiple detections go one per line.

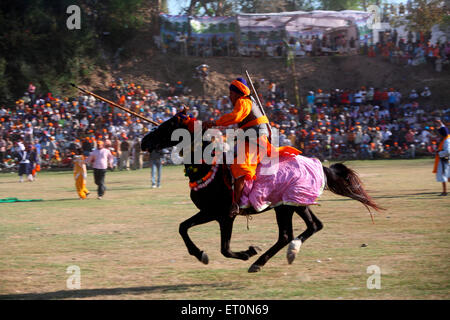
(179, 211), (215, 264)
(218, 216), (261, 261)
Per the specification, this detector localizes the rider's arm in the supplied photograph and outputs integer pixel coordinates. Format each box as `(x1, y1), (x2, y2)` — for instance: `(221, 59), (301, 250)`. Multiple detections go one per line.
(215, 97), (252, 127)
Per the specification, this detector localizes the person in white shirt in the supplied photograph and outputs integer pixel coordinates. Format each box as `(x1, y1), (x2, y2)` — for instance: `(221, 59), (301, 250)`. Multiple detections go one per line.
(354, 91), (363, 105)
(86, 140), (114, 199)
(419, 127), (431, 144)
(421, 87), (431, 98)
(409, 89), (419, 100)
(381, 128), (392, 143)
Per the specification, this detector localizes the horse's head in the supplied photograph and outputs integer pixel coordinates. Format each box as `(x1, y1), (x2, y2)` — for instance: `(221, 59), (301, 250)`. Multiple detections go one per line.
(141, 109), (192, 153)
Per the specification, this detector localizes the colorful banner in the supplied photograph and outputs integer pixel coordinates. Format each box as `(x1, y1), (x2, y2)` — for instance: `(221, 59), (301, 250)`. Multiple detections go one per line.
(238, 12), (355, 44)
(160, 14), (189, 44)
(160, 14), (236, 43)
(190, 16), (236, 41)
(160, 11), (373, 45)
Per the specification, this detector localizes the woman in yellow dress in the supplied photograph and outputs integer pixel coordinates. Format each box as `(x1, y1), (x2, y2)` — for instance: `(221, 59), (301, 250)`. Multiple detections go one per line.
(73, 153), (89, 199)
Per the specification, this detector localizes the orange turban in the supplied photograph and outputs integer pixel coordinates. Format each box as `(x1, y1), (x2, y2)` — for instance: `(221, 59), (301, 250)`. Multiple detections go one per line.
(229, 78), (250, 96)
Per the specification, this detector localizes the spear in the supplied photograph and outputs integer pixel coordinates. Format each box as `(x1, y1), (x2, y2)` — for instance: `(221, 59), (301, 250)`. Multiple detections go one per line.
(244, 70), (266, 118)
(245, 70), (272, 141)
(70, 83), (159, 126)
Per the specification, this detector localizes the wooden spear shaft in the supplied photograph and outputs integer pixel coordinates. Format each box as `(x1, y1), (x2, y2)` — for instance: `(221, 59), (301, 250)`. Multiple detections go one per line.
(244, 70), (266, 118)
(70, 83), (159, 126)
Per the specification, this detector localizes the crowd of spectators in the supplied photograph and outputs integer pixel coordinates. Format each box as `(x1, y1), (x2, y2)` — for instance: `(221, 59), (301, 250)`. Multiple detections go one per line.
(157, 26), (449, 73)
(0, 78), (448, 173)
(157, 33), (361, 59)
(362, 30), (450, 72)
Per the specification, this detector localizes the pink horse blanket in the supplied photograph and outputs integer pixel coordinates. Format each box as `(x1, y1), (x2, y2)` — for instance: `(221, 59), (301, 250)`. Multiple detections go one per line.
(240, 155), (325, 212)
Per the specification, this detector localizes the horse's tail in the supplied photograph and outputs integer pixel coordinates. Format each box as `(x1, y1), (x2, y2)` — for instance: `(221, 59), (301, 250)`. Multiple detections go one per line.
(323, 163), (384, 212)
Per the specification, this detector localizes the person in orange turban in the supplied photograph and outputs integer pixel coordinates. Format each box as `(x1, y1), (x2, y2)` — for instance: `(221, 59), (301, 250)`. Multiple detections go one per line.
(204, 77), (301, 217)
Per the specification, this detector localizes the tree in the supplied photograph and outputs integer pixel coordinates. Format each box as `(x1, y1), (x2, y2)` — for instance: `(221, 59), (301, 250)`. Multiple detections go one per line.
(390, 0), (447, 35)
(359, 0), (380, 11)
(160, 0), (169, 13)
(0, 0), (96, 103)
(0, 0), (149, 104)
(184, 0), (236, 16)
(240, 0), (291, 13)
(284, 0), (315, 11)
(92, 0), (146, 48)
(317, 0), (362, 11)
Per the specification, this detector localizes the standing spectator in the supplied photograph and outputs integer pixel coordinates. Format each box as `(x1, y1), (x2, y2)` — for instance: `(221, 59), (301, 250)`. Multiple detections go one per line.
(259, 35), (267, 57)
(86, 140), (114, 200)
(433, 122), (449, 196)
(119, 136), (131, 170)
(24, 123), (34, 144)
(73, 152), (89, 200)
(17, 143), (37, 183)
(28, 83), (36, 104)
(30, 144), (41, 180)
(0, 136), (6, 168)
(306, 91), (315, 110)
(419, 127), (431, 145)
(420, 87), (431, 99)
(149, 149), (164, 188)
(131, 137), (143, 170)
(366, 87), (374, 105)
(409, 89), (419, 101)
(382, 127), (393, 145)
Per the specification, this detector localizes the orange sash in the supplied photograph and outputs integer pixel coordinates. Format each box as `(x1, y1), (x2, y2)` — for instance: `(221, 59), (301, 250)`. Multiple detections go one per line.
(433, 135), (449, 173)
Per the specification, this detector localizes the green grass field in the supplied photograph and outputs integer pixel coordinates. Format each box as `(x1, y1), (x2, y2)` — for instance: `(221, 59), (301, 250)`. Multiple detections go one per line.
(0, 159), (449, 300)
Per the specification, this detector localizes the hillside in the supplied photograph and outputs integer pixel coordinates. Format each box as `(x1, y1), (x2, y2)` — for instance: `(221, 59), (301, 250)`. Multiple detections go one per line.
(82, 48), (450, 107)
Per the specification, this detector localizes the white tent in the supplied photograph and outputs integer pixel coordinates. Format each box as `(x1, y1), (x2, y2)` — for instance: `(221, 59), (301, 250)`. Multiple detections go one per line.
(237, 10), (372, 44)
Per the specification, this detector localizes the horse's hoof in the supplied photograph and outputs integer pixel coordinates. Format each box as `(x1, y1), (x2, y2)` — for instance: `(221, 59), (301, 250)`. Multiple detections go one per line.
(248, 264), (262, 273)
(287, 238), (302, 265)
(200, 252), (209, 265)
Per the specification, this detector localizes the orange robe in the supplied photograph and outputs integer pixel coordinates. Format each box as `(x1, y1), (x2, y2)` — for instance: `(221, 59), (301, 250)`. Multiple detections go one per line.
(73, 155), (89, 199)
(216, 96), (301, 180)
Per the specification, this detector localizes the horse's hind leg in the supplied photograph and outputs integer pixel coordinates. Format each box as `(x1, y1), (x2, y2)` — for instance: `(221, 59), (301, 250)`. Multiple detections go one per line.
(179, 211), (215, 264)
(218, 216), (261, 261)
(248, 207), (294, 273)
(287, 206), (323, 264)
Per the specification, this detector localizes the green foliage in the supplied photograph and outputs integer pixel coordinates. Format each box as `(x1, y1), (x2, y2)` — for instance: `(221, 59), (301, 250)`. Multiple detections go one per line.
(0, 1), (95, 104)
(185, 0), (237, 16)
(160, 0), (169, 14)
(317, 0), (362, 11)
(284, 0), (315, 11)
(390, 0), (447, 34)
(0, 0), (148, 105)
(240, 0), (289, 13)
(94, 0), (145, 48)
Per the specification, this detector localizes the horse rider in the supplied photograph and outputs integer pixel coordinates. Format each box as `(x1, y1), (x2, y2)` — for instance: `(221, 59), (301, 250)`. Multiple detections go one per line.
(203, 77), (300, 217)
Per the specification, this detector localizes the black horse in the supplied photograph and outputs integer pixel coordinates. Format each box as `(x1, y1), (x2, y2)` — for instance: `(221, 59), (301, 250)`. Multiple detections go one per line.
(141, 111), (383, 273)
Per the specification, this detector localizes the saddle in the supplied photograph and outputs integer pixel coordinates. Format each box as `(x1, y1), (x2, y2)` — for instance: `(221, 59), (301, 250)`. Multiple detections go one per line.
(238, 154), (325, 213)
